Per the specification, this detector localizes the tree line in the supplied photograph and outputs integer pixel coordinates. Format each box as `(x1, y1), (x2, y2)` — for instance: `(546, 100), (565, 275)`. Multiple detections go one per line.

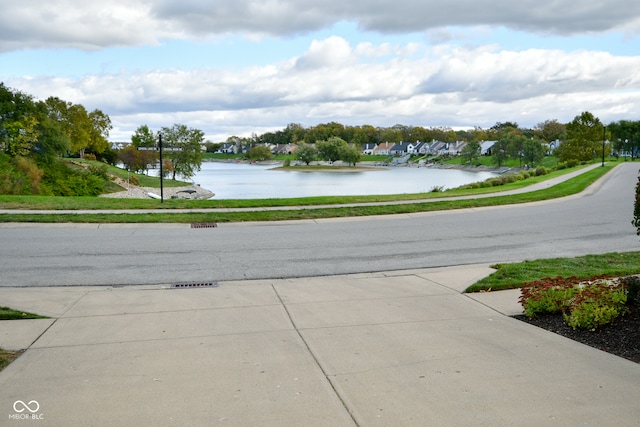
(220, 113), (640, 166)
(2, 82), (639, 195)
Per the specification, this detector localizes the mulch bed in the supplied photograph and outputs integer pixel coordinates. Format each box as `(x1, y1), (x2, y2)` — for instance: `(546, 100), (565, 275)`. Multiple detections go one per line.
(514, 303), (640, 364)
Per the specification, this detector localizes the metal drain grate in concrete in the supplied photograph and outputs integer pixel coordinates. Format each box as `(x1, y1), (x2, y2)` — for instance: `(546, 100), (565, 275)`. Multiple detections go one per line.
(191, 222), (218, 228)
(171, 281), (218, 289)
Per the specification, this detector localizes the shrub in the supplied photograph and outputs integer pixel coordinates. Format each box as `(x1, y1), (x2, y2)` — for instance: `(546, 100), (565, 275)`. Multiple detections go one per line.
(88, 164), (109, 180)
(83, 153), (97, 161)
(519, 276), (579, 317)
(520, 276), (629, 329)
(566, 159), (579, 168)
(535, 166), (548, 176)
(564, 281), (627, 330)
(620, 275), (640, 305)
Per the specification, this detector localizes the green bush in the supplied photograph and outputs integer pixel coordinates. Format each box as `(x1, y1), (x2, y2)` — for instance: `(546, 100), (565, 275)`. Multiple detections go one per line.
(620, 275), (640, 305)
(535, 166), (548, 176)
(88, 164), (109, 180)
(563, 281), (627, 330)
(0, 154), (46, 195)
(39, 159), (105, 196)
(519, 277), (578, 317)
(520, 277), (629, 329)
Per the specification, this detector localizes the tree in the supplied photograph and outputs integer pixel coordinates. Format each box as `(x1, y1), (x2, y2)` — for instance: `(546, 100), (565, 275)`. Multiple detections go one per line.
(160, 124), (204, 180)
(4, 115), (39, 156)
(535, 119), (566, 143)
(339, 144), (361, 166)
(66, 104), (92, 157)
(523, 139), (545, 167)
(131, 125), (156, 148)
(0, 84), (39, 156)
(117, 145), (144, 173)
(608, 120), (640, 160)
(87, 109), (112, 156)
(316, 137), (347, 162)
(295, 143), (317, 165)
(556, 111), (603, 162)
(506, 133), (527, 167)
(488, 122), (519, 140)
(460, 141), (481, 165)
(350, 125), (379, 146)
(491, 139), (510, 168)
(246, 146), (272, 161)
(469, 126), (488, 143)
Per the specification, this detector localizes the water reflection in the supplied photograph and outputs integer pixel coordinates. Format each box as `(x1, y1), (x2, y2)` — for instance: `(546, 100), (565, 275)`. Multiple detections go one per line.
(192, 161), (499, 199)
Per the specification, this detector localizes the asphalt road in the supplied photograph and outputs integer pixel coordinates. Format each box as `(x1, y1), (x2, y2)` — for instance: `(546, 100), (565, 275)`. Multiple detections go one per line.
(1, 163), (639, 287)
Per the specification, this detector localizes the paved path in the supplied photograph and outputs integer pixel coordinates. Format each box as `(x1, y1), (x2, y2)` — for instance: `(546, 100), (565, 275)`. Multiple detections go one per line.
(1, 265), (639, 426)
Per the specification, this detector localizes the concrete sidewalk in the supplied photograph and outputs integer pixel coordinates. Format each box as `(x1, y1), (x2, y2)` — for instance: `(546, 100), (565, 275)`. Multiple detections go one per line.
(1, 265), (639, 426)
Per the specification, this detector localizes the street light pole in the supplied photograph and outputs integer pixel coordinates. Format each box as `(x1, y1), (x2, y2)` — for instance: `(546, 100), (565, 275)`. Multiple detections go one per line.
(602, 125), (606, 167)
(159, 134), (164, 203)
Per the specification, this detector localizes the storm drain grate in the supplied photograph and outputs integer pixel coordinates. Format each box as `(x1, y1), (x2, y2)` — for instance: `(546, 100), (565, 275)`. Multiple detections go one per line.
(191, 222), (218, 229)
(171, 280), (218, 289)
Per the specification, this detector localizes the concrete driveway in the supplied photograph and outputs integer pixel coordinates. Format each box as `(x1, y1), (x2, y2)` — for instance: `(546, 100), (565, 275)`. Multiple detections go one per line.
(1, 265), (639, 426)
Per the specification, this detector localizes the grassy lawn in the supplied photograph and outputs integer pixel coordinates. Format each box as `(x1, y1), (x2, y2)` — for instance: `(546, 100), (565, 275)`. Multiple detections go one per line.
(466, 251), (640, 292)
(0, 163), (613, 223)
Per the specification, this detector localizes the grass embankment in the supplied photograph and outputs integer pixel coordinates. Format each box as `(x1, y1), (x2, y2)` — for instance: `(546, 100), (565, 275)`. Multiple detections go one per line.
(466, 251), (640, 293)
(73, 159), (191, 188)
(0, 163), (612, 223)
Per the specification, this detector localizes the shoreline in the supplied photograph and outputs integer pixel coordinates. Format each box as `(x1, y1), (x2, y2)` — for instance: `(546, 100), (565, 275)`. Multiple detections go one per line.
(206, 158), (510, 173)
(101, 159), (508, 199)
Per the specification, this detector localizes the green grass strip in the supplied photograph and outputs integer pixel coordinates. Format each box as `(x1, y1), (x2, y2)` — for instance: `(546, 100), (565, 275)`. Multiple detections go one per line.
(0, 163), (613, 223)
(466, 251), (640, 292)
(0, 306), (48, 320)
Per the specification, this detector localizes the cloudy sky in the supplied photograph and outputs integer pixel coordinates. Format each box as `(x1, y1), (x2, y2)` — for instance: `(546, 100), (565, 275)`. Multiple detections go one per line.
(2, 1), (639, 142)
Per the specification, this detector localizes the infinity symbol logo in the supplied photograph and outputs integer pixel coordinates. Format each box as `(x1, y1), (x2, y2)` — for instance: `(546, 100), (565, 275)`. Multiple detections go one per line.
(13, 400), (40, 413)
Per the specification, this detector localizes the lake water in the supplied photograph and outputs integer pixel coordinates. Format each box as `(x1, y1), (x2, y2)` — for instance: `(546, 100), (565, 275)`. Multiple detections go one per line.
(191, 161), (499, 199)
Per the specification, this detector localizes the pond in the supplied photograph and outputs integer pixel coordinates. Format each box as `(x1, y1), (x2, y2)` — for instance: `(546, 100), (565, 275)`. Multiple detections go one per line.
(191, 161), (499, 199)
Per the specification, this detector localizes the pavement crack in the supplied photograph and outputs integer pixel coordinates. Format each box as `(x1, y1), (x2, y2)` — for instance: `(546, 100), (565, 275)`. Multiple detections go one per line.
(271, 284), (360, 427)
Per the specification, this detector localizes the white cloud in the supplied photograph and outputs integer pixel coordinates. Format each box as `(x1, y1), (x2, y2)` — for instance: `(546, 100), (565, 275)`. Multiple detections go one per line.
(7, 36), (638, 141)
(1, 0), (640, 51)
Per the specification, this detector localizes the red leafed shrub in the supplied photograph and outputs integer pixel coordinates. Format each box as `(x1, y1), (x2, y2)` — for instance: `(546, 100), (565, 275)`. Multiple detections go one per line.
(520, 275), (629, 329)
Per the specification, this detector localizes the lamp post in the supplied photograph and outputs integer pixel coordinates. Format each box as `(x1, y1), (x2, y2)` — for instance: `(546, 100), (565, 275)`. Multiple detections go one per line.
(159, 133), (164, 203)
(602, 125), (606, 167)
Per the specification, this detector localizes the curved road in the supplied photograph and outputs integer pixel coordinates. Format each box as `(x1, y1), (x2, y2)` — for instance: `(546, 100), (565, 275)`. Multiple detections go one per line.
(1, 163), (638, 287)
